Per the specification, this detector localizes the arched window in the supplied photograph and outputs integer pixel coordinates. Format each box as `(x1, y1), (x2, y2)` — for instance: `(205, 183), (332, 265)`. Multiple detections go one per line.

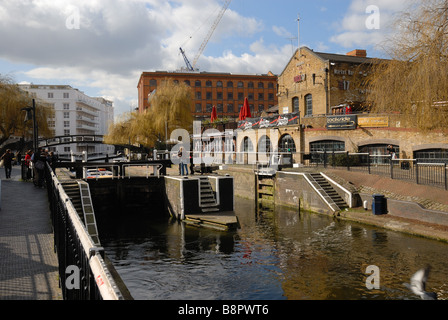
(227, 81), (233, 88)
(206, 80), (212, 87)
(242, 137), (253, 152)
(305, 94), (313, 116)
(258, 82), (264, 88)
(279, 134), (296, 153)
(237, 81), (244, 88)
(195, 80), (201, 87)
(217, 81), (223, 87)
(248, 82), (254, 88)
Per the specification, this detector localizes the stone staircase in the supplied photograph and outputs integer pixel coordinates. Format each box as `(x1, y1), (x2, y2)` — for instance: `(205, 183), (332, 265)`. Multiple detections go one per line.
(198, 177), (219, 213)
(309, 173), (348, 212)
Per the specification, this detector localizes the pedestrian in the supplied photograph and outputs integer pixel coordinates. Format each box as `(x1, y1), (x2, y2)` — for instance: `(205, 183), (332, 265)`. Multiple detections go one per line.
(33, 148), (47, 188)
(15, 151), (22, 166)
(24, 150), (33, 180)
(0, 149), (14, 179)
(387, 144), (396, 160)
(178, 147), (189, 176)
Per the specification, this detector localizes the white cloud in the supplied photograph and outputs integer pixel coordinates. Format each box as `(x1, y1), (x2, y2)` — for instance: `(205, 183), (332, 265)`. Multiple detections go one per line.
(330, 0), (410, 53)
(0, 0), (275, 116)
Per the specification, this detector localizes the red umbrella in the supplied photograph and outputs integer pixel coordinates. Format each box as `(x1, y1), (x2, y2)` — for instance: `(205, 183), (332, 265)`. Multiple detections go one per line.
(243, 97), (251, 119)
(211, 105), (217, 123)
(239, 97), (251, 121)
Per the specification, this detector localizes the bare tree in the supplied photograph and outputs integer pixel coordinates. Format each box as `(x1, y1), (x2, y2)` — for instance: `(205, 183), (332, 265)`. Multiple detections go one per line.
(367, 0), (448, 130)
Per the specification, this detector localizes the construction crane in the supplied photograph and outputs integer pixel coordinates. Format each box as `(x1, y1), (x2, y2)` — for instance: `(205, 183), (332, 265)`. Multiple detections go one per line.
(179, 0), (232, 71)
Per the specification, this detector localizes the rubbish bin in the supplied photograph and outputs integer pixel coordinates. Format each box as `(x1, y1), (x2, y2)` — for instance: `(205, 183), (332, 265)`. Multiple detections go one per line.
(372, 194), (387, 215)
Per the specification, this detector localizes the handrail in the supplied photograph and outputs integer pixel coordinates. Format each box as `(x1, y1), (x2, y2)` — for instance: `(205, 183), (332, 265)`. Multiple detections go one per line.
(47, 164), (125, 300)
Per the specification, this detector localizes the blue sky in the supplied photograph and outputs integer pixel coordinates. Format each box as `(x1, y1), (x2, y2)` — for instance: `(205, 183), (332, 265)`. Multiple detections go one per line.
(0, 0), (408, 116)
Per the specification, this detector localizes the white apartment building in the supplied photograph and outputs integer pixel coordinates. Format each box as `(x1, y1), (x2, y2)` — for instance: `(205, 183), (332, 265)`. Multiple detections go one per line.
(19, 84), (115, 156)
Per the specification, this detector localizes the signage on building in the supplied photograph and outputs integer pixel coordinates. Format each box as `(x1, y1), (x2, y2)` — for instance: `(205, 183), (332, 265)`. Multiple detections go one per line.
(294, 74), (306, 83)
(334, 69), (354, 76)
(238, 112), (299, 130)
(326, 115), (357, 130)
(357, 116), (389, 128)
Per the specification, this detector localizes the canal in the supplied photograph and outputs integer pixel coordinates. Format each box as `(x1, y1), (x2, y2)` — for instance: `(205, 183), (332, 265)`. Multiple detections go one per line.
(98, 197), (448, 300)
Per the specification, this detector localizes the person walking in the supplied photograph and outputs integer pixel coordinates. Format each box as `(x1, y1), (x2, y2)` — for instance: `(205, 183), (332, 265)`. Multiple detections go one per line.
(0, 149), (14, 179)
(33, 148), (47, 188)
(24, 150), (33, 180)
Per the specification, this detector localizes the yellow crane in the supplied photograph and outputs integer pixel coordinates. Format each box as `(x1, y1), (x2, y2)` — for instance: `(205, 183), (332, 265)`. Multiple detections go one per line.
(180, 0), (232, 71)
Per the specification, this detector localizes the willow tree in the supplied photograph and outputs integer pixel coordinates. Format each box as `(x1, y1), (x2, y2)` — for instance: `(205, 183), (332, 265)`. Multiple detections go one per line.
(105, 79), (193, 147)
(0, 76), (53, 148)
(367, 0), (448, 130)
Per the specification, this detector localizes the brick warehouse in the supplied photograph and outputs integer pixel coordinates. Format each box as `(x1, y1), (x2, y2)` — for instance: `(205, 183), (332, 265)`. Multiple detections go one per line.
(137, 71), (278, 120)
(231, 47), (447, 163)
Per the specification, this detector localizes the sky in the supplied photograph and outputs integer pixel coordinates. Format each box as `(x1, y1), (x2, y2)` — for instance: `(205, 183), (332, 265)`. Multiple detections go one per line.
(0, 0), (411, 116)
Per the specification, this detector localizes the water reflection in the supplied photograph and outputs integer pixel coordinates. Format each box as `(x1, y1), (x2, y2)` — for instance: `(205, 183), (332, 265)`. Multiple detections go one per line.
(98, 197), (448, 300)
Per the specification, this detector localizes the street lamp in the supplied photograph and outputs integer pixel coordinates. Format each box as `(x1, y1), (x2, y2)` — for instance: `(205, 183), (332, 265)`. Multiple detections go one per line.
(21, 99), (38, 152)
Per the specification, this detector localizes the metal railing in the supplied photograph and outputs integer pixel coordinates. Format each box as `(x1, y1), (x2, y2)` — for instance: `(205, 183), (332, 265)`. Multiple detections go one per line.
(45, 163), (126, 300)
(303, 151), (448, 190)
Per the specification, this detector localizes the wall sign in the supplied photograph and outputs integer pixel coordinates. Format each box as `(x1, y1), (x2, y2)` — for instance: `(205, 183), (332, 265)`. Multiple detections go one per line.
(326, 115), (357, 130)
(358, 116), (389, 128)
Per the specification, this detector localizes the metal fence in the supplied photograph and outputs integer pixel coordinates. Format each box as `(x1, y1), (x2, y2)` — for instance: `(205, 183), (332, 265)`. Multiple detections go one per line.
(44, 163), (126, 300)
(303, 151), (448, 190)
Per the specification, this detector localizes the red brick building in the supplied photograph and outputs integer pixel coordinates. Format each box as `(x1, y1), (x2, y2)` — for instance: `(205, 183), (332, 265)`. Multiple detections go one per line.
(137, 71), (278, 120)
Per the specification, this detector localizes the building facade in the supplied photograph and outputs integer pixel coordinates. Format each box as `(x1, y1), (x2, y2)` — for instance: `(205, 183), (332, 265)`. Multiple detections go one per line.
(19, 84), (115, 156)
(277, 47), (374, 116)
(137, 71), (278, 120)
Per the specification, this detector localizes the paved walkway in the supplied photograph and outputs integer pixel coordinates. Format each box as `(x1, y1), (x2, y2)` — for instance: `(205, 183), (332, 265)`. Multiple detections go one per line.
(0, 166), (62, 300)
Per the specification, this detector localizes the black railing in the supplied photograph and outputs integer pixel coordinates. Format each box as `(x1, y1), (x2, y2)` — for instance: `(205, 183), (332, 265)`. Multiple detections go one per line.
(303, 151), (448, 190)
(44, 163), (126, 300)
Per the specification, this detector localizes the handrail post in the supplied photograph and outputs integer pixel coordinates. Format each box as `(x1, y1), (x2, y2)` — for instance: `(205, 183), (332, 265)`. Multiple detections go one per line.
(415, 159), (419, 185)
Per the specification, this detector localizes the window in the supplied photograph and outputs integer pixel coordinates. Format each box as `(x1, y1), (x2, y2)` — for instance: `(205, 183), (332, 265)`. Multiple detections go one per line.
(292, 97), (299, 113)
(237, 81), (244, 88)
(63, 92), (69, 99)
(268, 93), (274, 101)
(359, 144), (400, 164)
(48, 121), (55, 127)
(305, 94), (313, 116)
(217, 92), (223, 100)
(227, 92), (233, 100)
(195, 103), (202, 113)
(258, 82), (264, 89)
(242, 137), (254, 152)
(206, 92), (212, 100)
(48, 92), (54, 98)
(64, 129), (70, 136)
(217, 104), (223, 113)
(258, 104), (265, 112)
(238, 92), (244, 100)
(227, 81), (233, 88)
(258, 135), (272, 153)
(196, 91), (202, 99)
(64, 112), (70, 119)
(64, 121), (70, 128)
(248, 82), (254, 88)
(414, 149), (448, 164)
(63, 103), (70, 110)
(258, 93), (264, 101)
(206, 104), (213, 113)
(227, 104), (234, 113)
(248, 93), (254, 101)
(64, 147), (71, 152)
(310, 140), (345, 152)
(268, 82), (274, 89)
(195, 80), (201, 87)
(279, 135), (296, 153)
(206, 81), (212, 87)
(150, 79), (157, 86)
(184, 80), (190, 86)
(217, 81), (223, 87)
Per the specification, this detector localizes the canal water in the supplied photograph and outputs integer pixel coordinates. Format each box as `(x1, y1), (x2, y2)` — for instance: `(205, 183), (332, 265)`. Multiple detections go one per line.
(98, 197), (448, 300)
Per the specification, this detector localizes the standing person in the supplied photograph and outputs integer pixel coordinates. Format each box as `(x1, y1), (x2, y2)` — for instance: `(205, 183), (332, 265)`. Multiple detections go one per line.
(33, 148), (46, 188)
(178, 147), (189, 176)
(0, 149), (14, 179)
(24, 150), (33, 180)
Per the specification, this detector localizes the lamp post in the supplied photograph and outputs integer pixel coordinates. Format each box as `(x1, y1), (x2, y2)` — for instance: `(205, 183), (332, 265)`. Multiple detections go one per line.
(22, 99), (38, 152)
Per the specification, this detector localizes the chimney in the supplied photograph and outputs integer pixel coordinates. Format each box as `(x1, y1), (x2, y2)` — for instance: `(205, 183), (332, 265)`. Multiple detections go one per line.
(346, 49), (367, 58)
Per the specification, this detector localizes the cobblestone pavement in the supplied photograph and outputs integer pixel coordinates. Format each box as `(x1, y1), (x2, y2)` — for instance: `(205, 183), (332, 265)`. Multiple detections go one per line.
(0, 166), (62, 300)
